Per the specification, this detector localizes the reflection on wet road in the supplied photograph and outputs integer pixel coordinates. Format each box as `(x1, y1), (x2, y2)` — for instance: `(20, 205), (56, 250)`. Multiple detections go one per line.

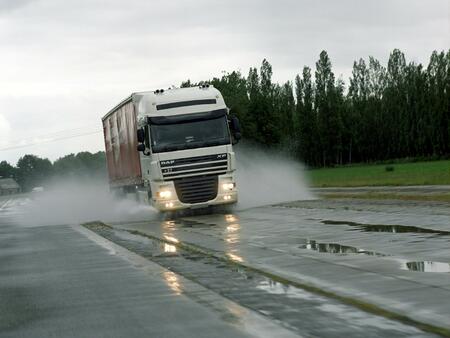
(3, 194), (450, 337)
(299, 239), (386, 257)
(163, 271), (182, 295)
(85, 222), (431, 337)
(322, 219), (450, 236)
(164, 243), (177, 253)
(3, 196), (300, 338)
(401, 261), (450, 273)
(107, 197), (450, 335)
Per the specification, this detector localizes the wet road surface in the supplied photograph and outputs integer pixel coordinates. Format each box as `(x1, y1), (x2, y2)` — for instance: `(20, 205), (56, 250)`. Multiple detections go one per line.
(1, 194), (449, 337)
(107, 198), (450, 335)
(0, 196), (295, 338)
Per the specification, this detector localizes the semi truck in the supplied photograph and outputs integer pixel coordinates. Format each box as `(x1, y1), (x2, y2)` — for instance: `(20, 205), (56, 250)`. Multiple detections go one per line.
(101, 85), (241, 212)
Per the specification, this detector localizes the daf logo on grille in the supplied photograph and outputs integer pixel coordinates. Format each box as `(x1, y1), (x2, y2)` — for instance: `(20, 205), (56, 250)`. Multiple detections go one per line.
(161, 160), (175, 165)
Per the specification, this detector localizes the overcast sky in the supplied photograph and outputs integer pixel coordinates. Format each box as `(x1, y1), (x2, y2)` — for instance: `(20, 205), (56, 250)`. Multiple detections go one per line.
(0, 0), (448, 164)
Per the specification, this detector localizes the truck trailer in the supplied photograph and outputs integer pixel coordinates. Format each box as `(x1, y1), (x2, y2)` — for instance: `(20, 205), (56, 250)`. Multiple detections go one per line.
(101, 85), (241, 211)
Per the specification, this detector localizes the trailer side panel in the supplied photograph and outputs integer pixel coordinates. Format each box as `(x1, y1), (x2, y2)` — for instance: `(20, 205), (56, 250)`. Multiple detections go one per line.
(102, 100), (142, 187)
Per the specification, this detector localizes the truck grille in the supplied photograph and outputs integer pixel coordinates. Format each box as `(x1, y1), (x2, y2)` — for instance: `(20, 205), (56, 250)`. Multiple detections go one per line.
(160, 153), (228, 180)
(174, 175), (218, 204)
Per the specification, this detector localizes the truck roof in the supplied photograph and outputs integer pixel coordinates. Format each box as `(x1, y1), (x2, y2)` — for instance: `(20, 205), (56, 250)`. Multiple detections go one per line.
(102, 85), (227, 121)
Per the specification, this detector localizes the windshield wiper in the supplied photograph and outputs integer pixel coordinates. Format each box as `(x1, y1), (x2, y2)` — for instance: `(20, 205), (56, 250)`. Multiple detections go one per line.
(153, 139), (227, 153)
(157, 144), (194, 152)
(204, 140), (227, 147)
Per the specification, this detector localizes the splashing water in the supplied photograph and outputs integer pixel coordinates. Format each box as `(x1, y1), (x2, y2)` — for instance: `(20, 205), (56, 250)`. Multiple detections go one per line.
(235, 145), (315, 209)
(16, 179), (158, 226)
(13, 146), (313, 225)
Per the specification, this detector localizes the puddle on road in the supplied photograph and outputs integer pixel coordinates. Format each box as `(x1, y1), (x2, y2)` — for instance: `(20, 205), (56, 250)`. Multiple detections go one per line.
(321, 220), (450, 236)
(400, 261), (450, 273)
(172, 219), (217, 228)
(112, 230), (178, 257)
(299, 240), (386, 257)
(100, 222), (450, 279)
(297, 238), (450, 273)
(257, 279), (317, 301)
(163, 213), (238, 229)
(84, 223), (439, 336)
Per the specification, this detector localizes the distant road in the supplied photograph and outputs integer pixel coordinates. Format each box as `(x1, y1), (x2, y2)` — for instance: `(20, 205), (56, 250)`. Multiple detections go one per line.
(312, 185), (450, 203)
(312, 185), (450, 194)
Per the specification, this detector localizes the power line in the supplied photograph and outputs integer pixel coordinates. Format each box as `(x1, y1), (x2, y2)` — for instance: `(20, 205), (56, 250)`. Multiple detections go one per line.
(5, 123), (100, 145)
(0, 130), (102, 152)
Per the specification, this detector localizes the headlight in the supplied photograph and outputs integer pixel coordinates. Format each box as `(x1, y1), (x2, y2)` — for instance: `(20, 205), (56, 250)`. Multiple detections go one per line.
(157, 190), (172, 199)
(222, 182), (235, 191)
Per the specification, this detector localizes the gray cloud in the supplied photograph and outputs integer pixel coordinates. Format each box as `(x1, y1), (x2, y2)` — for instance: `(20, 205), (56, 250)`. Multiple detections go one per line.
(0, 0), (36, 13)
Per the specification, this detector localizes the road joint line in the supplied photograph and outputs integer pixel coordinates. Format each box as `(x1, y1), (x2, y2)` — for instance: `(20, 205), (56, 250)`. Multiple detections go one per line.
(87, 221), (450, 338)
(75, 223), (299, 338)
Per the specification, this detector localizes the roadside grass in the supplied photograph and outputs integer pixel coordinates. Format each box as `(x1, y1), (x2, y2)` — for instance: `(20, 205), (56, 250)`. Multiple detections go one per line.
(308, 160), (450, 187)
(320, 192), (450, 203)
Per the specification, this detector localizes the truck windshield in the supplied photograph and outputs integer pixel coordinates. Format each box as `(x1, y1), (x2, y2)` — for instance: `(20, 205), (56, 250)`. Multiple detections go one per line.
(150, 116), (231, 153)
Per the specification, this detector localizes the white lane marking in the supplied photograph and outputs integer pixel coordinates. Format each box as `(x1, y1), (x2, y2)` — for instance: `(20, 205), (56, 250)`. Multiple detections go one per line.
(0, 197), (31, 221)
(0, 199), (13, 210)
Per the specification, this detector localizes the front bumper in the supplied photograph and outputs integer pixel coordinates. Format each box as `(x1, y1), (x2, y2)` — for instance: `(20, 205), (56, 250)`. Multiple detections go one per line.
(152, 175), (238, 211)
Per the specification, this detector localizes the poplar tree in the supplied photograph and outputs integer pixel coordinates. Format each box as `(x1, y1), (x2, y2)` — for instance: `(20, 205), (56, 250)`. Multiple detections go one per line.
(315, 50), (342, 166)
(296, 66), (316, 165)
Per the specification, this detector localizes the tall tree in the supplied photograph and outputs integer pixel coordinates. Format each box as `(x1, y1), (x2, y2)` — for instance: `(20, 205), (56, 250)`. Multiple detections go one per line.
(427, 50), (449, 155)
(347, 58), (368, 162)
(367, 56), (387, 160)
(385, 49), (407, 158)
(315, 50), (342, 165)
(16, 155), (53, 192)
(295, 66), (316, 165)
(0, 161), (16, 180)
(210, 71), (250, 138)
(259, 59), (281, 145)
(178, 49), (450, 167)
(247, 66), (262, 142)
(53, 151), (106, 178)
(278, 81), (296, 141)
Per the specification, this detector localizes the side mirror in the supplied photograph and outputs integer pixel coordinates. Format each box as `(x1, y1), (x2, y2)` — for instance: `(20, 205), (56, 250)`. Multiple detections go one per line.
(137, 144), (146, 152)
(229, 115), (241, 144)
(137, 128), (145, 143)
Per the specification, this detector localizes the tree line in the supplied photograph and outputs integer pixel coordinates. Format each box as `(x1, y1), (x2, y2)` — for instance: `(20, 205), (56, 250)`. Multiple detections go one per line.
(0, 152), (106, 192)
(1, 49), (448, 190)
(185, 49), (449, 167)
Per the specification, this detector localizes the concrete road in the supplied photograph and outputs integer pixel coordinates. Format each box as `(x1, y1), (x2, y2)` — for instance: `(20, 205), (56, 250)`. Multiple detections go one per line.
(1, 194), (448, 337)
(102, 198), (450, 336)
(312, 185), (450, 201)
(0, 196), (295, 338)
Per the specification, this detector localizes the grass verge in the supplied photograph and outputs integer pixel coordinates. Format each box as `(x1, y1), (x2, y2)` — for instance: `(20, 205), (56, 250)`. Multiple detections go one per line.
(320, 192), (450, 203)
(308, 160), (450, 187)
